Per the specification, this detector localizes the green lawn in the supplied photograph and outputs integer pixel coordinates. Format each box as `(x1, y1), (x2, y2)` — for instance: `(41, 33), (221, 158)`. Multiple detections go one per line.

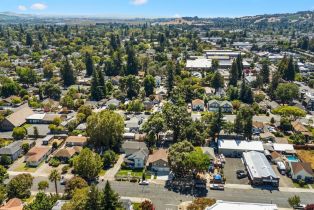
(293, 182), (310, 189)
(13, 162), (41, 173)
(117, 169), (144, 177)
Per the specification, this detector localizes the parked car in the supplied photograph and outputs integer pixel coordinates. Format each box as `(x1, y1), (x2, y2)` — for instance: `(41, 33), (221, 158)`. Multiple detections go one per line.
(139, 180), (149, 185)
(236, 170), (245, 175)
(237, 172), (247, 179)
(210, 184), (224, 190)
(60, 178), (67, 185)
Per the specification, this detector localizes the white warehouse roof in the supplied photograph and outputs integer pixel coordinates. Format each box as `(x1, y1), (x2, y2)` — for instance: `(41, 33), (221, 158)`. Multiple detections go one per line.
(186, 58), (212, 69)
(205, 200), (278, 210)
(273, 143), (295, 152)
(218, 139), (264, 152)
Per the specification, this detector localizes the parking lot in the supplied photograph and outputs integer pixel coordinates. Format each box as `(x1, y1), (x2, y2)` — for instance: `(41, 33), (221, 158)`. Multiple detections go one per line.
(224, 158), (250, 185)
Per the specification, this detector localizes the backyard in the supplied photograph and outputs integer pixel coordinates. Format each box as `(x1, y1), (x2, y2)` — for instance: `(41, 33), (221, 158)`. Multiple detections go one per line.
(296, 150), (314, 169)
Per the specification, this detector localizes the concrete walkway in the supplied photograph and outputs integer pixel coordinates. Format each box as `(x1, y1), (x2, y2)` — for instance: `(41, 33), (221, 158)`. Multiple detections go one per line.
(102, 154), (125, 181)
(225, 183), (314, 193)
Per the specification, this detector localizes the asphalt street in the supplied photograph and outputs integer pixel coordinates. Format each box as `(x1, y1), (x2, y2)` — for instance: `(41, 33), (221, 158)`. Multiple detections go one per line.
(23, 176), (314, 210)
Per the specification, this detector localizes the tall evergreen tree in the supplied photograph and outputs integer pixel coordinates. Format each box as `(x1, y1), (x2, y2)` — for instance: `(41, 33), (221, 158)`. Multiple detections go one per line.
(209, 107), (224, 140)
(236, 54), (243, 79)
(26, 33), (33, 46)
(85, 53), (94, 76)
(166, 61), (175, 97)
(229, 60), (238, 86)
(102, 181), (121, 210)
(261, 61), (270, 84)
(91, 69), (103, 101)
(97, 67), (106, 97)
(126, 44), (138, 75)
(61, 58), (75, 87)
(143, 75), (156, 97)
(283, 56), (296, 81)
(85, 185), (102, 210)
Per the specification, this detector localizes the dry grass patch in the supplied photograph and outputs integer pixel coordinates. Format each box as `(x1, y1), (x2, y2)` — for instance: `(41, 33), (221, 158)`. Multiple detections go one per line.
(296, 150), (314, 169)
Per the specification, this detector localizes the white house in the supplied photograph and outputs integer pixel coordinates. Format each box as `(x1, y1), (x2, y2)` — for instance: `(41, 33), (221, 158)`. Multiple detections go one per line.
(289, 162), (314, 182)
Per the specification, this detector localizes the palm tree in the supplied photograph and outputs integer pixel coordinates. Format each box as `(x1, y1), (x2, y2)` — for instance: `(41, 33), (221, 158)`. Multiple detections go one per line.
(49, 169), (61, 195)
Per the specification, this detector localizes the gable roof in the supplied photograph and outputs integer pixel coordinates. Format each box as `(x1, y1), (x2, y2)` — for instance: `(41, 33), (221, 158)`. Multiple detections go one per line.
(54, 148), (76, 158)
(25, 146), (51, 162)
(291, 162), (314, 176)
(291, 121), (309, 133)
(0, 198), (23, 210)
(66, 136), (87, 143)
(147, 149), (168, 164)
(192, 99), (204, 105)
(0, 141), (22, 155)
(127, 149), (148, 160)
(4, 104), (34, 127)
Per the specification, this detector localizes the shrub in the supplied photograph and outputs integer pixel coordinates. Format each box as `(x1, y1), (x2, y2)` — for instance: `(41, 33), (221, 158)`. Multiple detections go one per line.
(49, 158), (61, 167)
(62, 165), (70, 174)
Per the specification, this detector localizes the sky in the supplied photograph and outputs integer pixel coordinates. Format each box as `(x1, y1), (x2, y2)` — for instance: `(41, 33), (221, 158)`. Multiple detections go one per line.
(1, 0), (314, 18)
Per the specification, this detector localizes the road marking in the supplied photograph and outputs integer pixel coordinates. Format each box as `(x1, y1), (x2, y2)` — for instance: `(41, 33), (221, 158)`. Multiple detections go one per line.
(165, 204), (177, 206)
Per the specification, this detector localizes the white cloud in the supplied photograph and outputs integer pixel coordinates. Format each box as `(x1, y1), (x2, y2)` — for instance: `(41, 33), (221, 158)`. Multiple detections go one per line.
(131, 0), (148, 6)
(18, 5), (27, 11)
(174, 14), (181, 18)
(31, 3), (48, 10)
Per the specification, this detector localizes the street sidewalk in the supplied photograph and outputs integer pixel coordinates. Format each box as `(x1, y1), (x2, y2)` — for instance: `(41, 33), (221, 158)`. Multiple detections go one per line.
(225, 183), (314, 193)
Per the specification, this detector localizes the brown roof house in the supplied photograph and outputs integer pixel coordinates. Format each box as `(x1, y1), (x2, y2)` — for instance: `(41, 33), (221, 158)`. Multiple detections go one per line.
(54, 147), (77, 163)
(0, 104), (34, 131)
(25, 146), (52, 167)
(65, 136), (87, 147)
(0, 198), (23, 210)
(290, 162), (314, 182)
(192, 99), (205, 111)
(291, 121), (312, 141)
(146, 149), (169, 172)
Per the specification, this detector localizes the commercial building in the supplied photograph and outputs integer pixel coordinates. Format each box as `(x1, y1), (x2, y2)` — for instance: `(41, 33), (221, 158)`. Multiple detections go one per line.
(243, 151), (279, 186)
(218, 139), (264, 157)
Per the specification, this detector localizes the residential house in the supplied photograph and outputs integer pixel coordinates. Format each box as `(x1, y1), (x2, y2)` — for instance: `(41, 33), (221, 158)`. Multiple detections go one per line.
(0, 198), (23, 210)
(0, 141), (23, 162)
(270, 151), (283, 163)
(26, 113), (61, 124)
(25, 146), (52, 167)
(208, 100), (233, 113)
(291, 121), (312, 141)
(273, 143), (295, 154)
(65, 136), (87, 147)
(146, 149), (169, 172)
(124, 149), (148, 169)
(253, 121), (265, 135)
(42, 135), (54, 145)
(244, 75), (256, 85)
(106, 99), (120, 108)
(54, 147), (76, 163)
(120, 198), (133, 210)
(121, 141), (148, 156)
(192, 99), (205, 111)
(125, 118), (140, 133)
(0, 104), (34, 131)
(289, 162), (314, 182)
(52, 200), (67, 210)
(243, 151), (279, 187)
(303, 92), (314, 111)
(143, 99), (154, 110)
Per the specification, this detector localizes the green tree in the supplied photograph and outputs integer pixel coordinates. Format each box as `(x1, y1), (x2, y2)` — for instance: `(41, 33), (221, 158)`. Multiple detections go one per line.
(24, 192), (58, 210)
(211, 72), (224, 92)
(120, 75), (140, 99)
(91, 68), (103, 101)
(261, 60), (270, 84)
(127, 99), (144, 112)
(168, 140), (195, 177)
(65, 176), (88, 198)
(7, 173), (33, 199)
(211, 59), (219, 71)
(229, 59), (238, 86)
(275, 83), (299, 104)
(61, 188), (89, 210)
(162, 103), (191, 142)
(103, 150), (116, 168)
(126, 44), (138, 75)
(33, 126), (39, 139)
(283, 56), (296, 81)
(37, 181), (49, 191)
(140, 200), (154, 210)
(12, 127), (27, 140)
(61, 58), (76, 87)
(49, 169), (61, 195)
(236, 54), (243, 79)
(26, 33), (33, 46)
(235, 106), (254, 139)
(85, 53), (94, 76)
(166, 61), (175, 96)
(209, 107), (224, 139)
(73, 148), (103, 181)
(16, 67), (37, 85)
(288, 195), (301, 207)
(85, 185), (102, 210)
(142, 112), (165, 145)
(144, 75), (156, 97)
(86, 110), (124, 151)
(273, 106), (306, 120)
(0, 166), (8, 184)
(102, 181), (122, 210)
(0, 185), (6, 205)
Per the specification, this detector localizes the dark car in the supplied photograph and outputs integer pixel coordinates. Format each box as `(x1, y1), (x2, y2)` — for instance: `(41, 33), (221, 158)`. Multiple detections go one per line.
(237, 172), (247, 179)
(236, 170), (245, 175)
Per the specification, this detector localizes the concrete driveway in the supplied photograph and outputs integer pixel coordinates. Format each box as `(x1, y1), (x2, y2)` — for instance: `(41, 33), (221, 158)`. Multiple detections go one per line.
(103, 154), (125, 180)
